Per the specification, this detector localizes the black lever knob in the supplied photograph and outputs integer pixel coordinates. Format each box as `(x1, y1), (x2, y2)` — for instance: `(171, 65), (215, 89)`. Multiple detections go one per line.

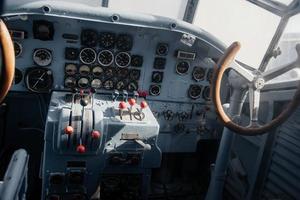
(80, 98), (89, 107)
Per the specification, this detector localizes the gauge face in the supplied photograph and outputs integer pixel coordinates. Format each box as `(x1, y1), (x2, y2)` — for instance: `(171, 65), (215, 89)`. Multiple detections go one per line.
(33, 48), (52, 66)
(149, 85), (161, 96)
(192, 67), (206, 81)
(92, 66), (104, 77)
(79, 48), (96, 64)
(103, 79), (114, 90)
(64, 77), (77, 88)
(97, 50), (114, 66)
(81, 29), (98, 47)
(156, 43), (168, 56)
(14, 68), (23, 84)
(116, 34), (133, 51)
(25, 68), (53, 93)
(127, 81), (138, 92)
(129, 69), (140, 80)
(115, 52), (131, 68)
(115, 80), (127, 90)
(99, 32), (115, 48)
(131, 55), (143, 67)
(176, 61), (190, 75)
(152, 71), (163, 83)
(91, 79), (102, 89)
(79, 65), (91, 76)
(105, 67), (115, 78)
(117, 68), (129, 79)
(188, 84), (202, 99)
(65, 63), (77, 75)
(202, 86), (211, 100)
(14, 41), (22, 57)
(207, 69), (214, 83)
(77, 77), (89, 88)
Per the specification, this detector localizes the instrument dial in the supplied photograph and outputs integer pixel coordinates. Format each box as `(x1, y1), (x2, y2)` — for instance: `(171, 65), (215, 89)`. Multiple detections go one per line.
(202, 86), (211, 100)
(103, 79), (114, 90)
(192, 67), (206, 81)
(92, 66), (104, 77)
(176, 61), (190, 75)
(129, 69), (140, 80)
(105, 67), (115, 78)
(115, 80), (127, 90)
(81, 29), (98, 47)
(14, 41), (22, 57)
(127, 81), (138, 92)
(25, 68), (53, 93)
(117, 68), (129, 79)
(79, 48), (96, 64)
(33, 48), (52, 66)
(65, 63), (77, 75)
(116, 34), (133, 51)
(115, 52), (131, 68)
(99, 32), (115, 48)
(79, 65), (91, 76)
(207, 69), (214, 83)
(149, 84), (161, 96)
(91, 79), (102, 89)
(188, 84), (202, 99)
(64, 77), (77, 88)
(97, 50), (114, 66)
(77, 77), (89, 88)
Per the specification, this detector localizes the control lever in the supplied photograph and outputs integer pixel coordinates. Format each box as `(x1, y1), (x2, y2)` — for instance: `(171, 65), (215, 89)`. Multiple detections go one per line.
(133, 91), (139, 100)
(134, 139), (151, 151)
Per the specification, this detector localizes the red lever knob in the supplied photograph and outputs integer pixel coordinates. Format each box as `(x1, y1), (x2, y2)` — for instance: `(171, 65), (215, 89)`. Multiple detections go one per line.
(76, 144), (86, 154)
(64, 126), (74, 135)
(91, 130), (101, 139)
(119, 101), (127, 110)
(140, 101), (148, 109)
(128, 98), (136, 106)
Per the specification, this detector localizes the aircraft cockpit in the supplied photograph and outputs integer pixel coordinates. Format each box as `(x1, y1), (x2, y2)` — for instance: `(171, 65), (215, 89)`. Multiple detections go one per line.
(0, 0), (300, 199)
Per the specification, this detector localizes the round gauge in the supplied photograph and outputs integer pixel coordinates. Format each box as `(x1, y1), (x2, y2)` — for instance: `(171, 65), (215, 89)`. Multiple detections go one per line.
(14, 41), (22, 57)
(117, 68), (129, 79)
(116, 34), (133, 51)
(103, 79), (114, 90)
(105, 67), (115, 78)
(81, 29), (98, 47)
(79, 48), (96, 64)
(92, 66), (104, 77)
(65, 63), (77, 75)
(115, 52), (131, 68)
(192, 67), (206, 81)
(115, 80), (127, 90)
(14, 68), (23, 84)
(152, 71), (163, 83)
(77, 77), (90, 89)
(127, 81), (138, 92)
(64, 77), (77, 88)
(149, 85), (161, 96)
(131, 55), (143, 67)
(97, 50), (114, 66)
(91, 79), (102, 89)
(79, 65), (91, 76)
(202, 86), (211, 100)
(176, 61), (190, 75)
(129, 69), (140, 80)
(25, 68), (53, 93)
(99, 32), (116, 48)
(207, 69), (214, 83)
(33, 48), (52, 66)
(188, 84), (202, 99)
(156, 43), (168, 56)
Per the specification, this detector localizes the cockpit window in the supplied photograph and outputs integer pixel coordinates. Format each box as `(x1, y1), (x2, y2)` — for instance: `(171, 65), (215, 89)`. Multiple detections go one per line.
(266, 13), (300, 83)
(193, 0), (281, 68)
(108, 0), (188, 20)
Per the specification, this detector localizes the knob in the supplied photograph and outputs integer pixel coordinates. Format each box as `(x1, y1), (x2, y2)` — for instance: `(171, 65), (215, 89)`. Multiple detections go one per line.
(91, 130), (101, 139)
(128, 98), (136, 106)
(80, 98), (89, 107)
(140, 101), (148, 109)
(76, 144), (86, 154)
(119, 101), (127, 110)
(64, 126), (74, 135)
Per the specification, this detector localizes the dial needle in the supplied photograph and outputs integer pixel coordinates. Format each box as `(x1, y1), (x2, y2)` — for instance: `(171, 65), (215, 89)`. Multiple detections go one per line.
(32, 72), (46, 89)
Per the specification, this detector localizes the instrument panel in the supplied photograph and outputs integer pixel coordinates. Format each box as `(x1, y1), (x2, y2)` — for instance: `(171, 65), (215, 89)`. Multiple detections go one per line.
(7, 15), (216, 104)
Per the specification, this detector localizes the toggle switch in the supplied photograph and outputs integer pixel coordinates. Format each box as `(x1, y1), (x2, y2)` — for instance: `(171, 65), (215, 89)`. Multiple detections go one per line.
(112, 90), (119, 101)
(76, 144), (86, 154)
(128, 98), (136, 120)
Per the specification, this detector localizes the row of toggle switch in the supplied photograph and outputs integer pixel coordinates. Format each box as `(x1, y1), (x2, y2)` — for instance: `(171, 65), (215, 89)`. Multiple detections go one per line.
(118, 98), (148, 120)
